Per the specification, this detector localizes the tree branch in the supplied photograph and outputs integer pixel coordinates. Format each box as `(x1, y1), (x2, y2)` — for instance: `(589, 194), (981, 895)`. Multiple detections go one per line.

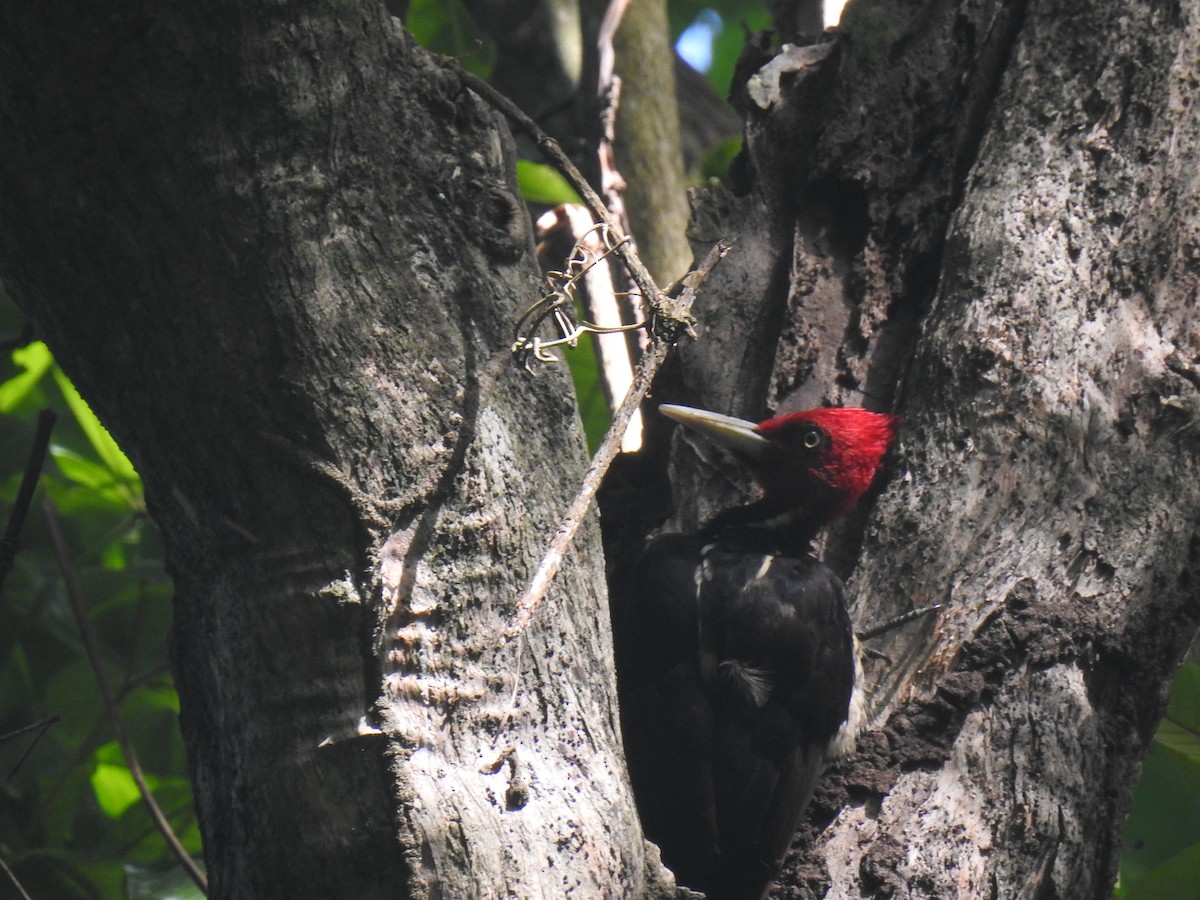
(43, 500), (209, 896)
(506, 239), (731, 638)
(0, 409), (56, 594)
(0, 854), (33, 900)
(454, 62), (734, 637)
(2, 715), (61, 781)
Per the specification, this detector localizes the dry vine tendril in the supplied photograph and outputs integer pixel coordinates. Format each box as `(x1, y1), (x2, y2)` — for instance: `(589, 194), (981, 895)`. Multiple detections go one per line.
(511, 222), (645, 371)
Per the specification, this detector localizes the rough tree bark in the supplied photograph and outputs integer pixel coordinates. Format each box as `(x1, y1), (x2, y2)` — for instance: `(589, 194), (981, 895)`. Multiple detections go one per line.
(0, 3), (661, 898)
(610, 0), (1200, 896)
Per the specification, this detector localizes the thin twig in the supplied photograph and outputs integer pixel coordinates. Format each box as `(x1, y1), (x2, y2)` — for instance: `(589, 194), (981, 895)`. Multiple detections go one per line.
(3, 715), (61, 781)
(0, 409), (56, 595)
(858, 603), (942, 642)
(513, 219), (639, 370)
(454, 65), (694, 342)
(43, 499), (209, 895)
(0, 853), (33, 900)
(505, 240), (732, 638)
(525, 209), (647, 448)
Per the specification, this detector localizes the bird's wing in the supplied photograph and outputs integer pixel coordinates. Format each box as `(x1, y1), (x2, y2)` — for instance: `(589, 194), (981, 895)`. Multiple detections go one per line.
(613, 538), (855, 899)
(702, 553), (855, 898)
(612, 533), (721, 889)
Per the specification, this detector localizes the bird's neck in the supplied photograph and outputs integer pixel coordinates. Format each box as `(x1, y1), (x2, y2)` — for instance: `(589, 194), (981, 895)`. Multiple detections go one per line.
(701, 498), (830, 557)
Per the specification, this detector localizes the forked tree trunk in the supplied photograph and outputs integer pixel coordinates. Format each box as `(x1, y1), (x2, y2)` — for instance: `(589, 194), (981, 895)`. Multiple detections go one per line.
(2, 0), (1199, 897)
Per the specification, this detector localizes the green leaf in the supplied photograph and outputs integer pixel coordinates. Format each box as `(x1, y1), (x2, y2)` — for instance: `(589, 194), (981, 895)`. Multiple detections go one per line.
(405, 0), (492, 77)
(91, 742), (141, 819)
(1159, 718), (1200, 760)
(51, 366), (140, 487)
(1159, 663), (1200, 761)
(49, 445), (138, 509)
(517, 160), (583, 207)
(0, 340), (53, 412)
(101, 539), (127, 571)
(1120, 742), (1200, 888)
(406, 0), (453, 47)
(1119, 841), (1200, 900)
(44, 659), (105, 746)
(1121, 665), (1200, 895)
(0, 294), (190, 896)
(50, 445), (121, 491)
(564, 332), (611, 453)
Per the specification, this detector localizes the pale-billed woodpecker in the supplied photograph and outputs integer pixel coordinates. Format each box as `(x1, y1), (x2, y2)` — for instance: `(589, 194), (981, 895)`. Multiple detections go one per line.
(611, 403), (900, 899)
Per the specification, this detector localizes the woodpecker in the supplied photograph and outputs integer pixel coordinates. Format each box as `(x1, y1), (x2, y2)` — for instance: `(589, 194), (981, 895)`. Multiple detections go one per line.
(612, 404), (899, 899)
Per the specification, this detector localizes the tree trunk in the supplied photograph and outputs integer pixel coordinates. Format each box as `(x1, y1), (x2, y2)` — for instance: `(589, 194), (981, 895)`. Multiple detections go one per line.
(623, 0), (1200, 896)
(837, 0), (1200, 892)
(0, 3), (658, 897)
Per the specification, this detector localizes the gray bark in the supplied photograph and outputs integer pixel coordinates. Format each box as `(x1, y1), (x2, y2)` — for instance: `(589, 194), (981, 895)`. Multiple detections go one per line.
(840, 0), (1200, 893)
(0, 3), (657, 898)
(622, 0), (1200, 896)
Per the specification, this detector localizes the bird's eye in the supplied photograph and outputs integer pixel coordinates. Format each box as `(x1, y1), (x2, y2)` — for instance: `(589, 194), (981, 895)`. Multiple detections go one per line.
(803, 430), (821, 449)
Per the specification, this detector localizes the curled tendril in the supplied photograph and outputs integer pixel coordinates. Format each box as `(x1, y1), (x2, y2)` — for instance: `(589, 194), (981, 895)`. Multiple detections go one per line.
(512, 223), (645, 372)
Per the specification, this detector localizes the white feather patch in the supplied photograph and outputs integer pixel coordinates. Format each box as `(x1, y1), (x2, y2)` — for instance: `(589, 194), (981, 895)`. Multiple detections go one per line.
(828, 640), (866, 757)
(719, 659), (774, 707)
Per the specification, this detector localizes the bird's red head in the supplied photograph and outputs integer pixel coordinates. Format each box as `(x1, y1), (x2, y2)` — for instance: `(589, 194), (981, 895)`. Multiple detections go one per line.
(754, 408), (900, 514)
(659, 404), (900, 527)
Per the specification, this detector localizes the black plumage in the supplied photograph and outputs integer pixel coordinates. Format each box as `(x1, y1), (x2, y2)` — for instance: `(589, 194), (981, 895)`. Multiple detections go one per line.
(611, 404), (898, 899)
(613, 533), (856, 899)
